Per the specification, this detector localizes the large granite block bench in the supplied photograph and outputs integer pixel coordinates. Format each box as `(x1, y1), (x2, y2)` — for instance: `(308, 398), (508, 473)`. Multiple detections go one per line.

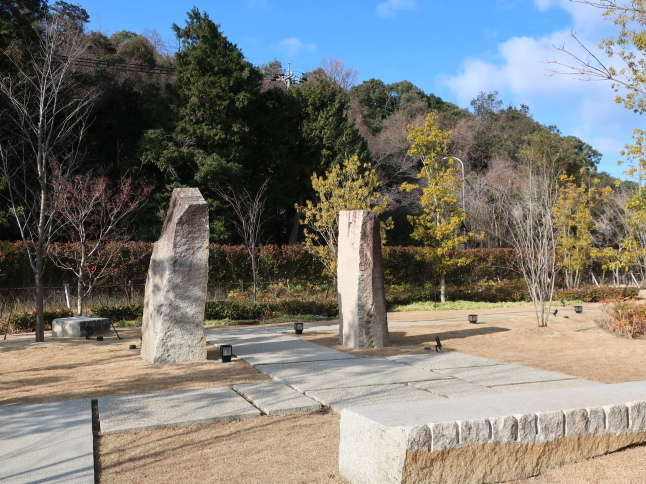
(339, 381), (646, 484)
(52, 316), (111, 337)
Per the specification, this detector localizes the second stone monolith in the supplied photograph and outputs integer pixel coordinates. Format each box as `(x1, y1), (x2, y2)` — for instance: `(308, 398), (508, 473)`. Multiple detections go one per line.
(337, 210), (389, 348)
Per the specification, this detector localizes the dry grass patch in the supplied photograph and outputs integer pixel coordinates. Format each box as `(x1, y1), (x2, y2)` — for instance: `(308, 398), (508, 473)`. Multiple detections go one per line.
(98, 411), (345, 484)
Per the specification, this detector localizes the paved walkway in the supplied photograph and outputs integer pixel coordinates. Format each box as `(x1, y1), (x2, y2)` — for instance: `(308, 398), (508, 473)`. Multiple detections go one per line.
(0, 312), (603, 483)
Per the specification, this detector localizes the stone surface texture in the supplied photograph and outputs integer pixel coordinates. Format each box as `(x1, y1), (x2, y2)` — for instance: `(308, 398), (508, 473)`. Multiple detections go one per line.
(141, 188), (209, 364)
(337, 210), (389, 348)
(338, 381), (646, 484)
(52, 316), (110, 337)
(0, 399), (94, 483)
(99, 387), (260, 434)
(233, 382), (322, 415)
(255, 357), (446, 393)
(304, 384), (443, 412)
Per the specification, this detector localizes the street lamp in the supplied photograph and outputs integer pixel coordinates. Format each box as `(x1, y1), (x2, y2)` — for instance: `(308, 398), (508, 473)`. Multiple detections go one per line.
(442, 156), (467, 245)
(441, 156), (466, 214)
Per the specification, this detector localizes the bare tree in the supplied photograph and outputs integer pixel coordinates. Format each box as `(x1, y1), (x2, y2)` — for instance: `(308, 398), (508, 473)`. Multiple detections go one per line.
(215, 181), (269, 302)
(500, 135), (562, 327)
(0, 15), (96, 341)
(465, 157), (522, 248)
(320, 57), (358, 92)
(49, 173), (152, 316)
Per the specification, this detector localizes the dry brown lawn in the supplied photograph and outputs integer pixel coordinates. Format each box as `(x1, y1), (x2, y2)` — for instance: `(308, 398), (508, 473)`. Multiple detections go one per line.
(1, 305), (645, 483)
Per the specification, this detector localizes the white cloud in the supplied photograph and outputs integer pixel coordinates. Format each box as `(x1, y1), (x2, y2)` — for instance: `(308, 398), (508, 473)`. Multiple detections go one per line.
(438, 3), (643, 174)
(275, 37), (316, 57)
(376, 0), (417, 18)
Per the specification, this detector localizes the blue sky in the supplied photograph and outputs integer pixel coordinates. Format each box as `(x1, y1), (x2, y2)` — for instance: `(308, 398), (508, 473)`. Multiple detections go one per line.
(79, 0), (644, 178)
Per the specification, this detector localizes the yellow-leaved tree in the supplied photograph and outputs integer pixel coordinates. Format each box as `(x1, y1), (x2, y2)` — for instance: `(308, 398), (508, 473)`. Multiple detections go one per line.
(297, 155), (391, 279)
(617, 130), (646, 279)
(403, 112), (477, 302)
(553, 172), (612, 288)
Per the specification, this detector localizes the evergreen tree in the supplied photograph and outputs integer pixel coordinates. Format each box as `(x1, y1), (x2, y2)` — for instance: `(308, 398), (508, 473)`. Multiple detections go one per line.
(172, 7), (262, 187)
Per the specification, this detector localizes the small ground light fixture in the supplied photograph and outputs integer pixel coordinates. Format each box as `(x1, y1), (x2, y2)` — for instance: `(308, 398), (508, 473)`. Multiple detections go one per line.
(220, 344), (233, 363)
(468, 314), (478, 324)
(294, 322), (304, 334)
(574, 306), (583, 314)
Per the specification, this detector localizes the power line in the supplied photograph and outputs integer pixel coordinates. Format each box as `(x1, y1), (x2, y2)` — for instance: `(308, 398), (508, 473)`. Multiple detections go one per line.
(57, 55), (175, 75)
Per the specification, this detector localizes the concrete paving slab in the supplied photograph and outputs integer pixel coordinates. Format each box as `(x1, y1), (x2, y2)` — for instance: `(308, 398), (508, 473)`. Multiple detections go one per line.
(206, 330), (355, 364)
(305, 384), (444, 412)
(410, 379), (500, 398)
(0, 399), (94, 484)
(255, 358), (448, 392)
(342, 380), (646, 428)
(205, 329), (294, 343)
(233, 381), (321, 415)
(433, 363), (575, 386)
(98, 387), (260, 434)
(387, 352), (504, 370)
(491, 378), (600, 392)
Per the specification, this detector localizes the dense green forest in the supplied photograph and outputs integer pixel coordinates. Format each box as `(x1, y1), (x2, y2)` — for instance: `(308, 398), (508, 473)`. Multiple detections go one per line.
(0, 0), (620, 247)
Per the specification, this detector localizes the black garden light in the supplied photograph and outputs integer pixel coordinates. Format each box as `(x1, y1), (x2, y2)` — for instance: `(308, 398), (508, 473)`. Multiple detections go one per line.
(294, 322), (304, 334)
(468, 314), (478, 324)
(220, 344), (233, 363)
(574, 306), (583, 314)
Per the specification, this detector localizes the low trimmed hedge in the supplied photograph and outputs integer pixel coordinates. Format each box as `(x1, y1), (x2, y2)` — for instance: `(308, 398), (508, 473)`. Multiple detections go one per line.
(385, 281), (531, 307)
(204, 298), (338, 320)
(6, 309), (74, 332)
(556, 285), (639, 302)
(90, 299), (339, 322)
(91, 304), (143, 321)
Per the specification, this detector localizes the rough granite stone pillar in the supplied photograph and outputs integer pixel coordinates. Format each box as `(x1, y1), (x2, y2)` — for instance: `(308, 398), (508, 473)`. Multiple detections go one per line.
(337, 210), (389, 348)
(141, 188), (209, 364)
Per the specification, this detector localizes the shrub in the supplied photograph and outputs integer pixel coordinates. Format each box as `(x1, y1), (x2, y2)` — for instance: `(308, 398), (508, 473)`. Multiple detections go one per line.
(385, 280), (530, 308)
(556, 286), (638, 303)
(91, 304), (143, 321)
(204, 298), (338, 321)
(599, 299), (646, 338)
(6, 308), (74, 332)
(448, 280), (530, 303)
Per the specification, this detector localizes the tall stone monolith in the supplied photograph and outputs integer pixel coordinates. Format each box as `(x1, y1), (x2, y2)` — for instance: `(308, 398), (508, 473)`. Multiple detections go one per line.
(337, 210), (390, 349)
(141, 188), (209, 364)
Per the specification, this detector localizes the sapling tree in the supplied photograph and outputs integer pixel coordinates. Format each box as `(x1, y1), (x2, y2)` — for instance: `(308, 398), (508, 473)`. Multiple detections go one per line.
(502, 131), (565, 327)
(214, 181), (268, 302)
(50, 173), (152, 315)
(403, 112), (477, 302)
(553, 172), (612, 288)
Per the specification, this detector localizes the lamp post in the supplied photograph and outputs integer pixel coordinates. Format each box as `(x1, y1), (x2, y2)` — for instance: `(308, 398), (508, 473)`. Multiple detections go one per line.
(441, 157), (465, 213)
(442, 156), (467, 242)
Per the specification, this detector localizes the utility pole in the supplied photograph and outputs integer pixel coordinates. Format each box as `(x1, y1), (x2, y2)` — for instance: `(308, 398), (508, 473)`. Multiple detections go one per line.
(272, 62), (306, 89)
